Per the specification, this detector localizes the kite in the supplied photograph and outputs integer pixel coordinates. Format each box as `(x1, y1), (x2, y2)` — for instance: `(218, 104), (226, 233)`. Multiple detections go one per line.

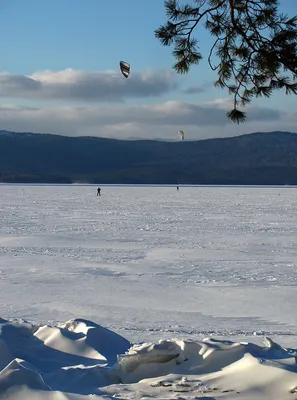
(120, 61), (130, 78)
(178, 130), (185, 140)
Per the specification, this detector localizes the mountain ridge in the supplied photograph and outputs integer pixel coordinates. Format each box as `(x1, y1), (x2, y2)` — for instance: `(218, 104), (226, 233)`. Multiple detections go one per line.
(1, 130), (297, 185)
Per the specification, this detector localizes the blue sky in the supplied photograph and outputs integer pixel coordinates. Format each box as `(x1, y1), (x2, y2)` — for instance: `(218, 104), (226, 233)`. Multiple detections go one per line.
(0, 0), (173, 72)
(0, 0), (296, 140)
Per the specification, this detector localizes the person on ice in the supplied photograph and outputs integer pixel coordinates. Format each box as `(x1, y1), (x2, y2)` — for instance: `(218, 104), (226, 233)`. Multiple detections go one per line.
(97, 187), (101, 196)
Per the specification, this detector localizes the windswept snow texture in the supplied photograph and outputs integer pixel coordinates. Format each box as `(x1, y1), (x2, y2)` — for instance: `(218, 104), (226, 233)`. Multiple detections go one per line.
(0, 317), (296, 400)
(0, 184), (297, 347)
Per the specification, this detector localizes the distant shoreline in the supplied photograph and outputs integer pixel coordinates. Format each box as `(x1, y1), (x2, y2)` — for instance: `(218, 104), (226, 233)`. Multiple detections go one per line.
(1, 182), (297, 189)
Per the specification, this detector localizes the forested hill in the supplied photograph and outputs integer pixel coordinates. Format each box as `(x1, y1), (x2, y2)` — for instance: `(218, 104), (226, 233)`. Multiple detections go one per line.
(1, 130), (297, 185)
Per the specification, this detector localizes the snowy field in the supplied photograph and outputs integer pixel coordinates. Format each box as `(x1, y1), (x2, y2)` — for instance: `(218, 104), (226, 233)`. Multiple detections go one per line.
(0, 184), (296, 344)
(0, 184), (297, 399)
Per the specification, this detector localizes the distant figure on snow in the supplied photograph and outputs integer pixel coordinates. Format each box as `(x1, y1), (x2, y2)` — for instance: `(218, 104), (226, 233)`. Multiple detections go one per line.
(97, 187), (101, 196)
(177, 186), (179, 191)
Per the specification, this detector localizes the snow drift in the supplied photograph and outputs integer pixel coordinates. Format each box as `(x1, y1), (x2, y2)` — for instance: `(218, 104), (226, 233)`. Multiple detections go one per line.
(0, 317), (296, 400)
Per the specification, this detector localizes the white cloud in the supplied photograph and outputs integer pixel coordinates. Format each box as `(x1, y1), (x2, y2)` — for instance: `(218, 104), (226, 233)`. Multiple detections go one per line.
(0, 99), (291, 140)
(0, 68), (178, 102)
(0, 68), (292, 141)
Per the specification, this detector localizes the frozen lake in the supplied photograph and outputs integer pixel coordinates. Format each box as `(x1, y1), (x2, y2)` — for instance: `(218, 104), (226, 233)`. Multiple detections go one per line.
(0, 184), (296, 346)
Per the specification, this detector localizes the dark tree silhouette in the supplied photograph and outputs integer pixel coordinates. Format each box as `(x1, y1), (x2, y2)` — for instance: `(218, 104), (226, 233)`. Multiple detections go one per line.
(155, 0), (297, 123)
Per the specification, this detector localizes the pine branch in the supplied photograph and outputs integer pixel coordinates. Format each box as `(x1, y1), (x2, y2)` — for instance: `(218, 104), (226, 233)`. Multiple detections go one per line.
(155, 0), (297, 124)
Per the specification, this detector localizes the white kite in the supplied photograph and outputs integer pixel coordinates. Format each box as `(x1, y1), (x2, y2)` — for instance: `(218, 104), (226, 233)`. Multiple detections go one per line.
(178, 130), (185, 140)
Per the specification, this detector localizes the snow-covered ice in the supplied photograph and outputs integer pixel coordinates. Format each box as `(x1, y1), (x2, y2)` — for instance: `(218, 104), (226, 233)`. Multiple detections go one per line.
(0, 184), (297, 399)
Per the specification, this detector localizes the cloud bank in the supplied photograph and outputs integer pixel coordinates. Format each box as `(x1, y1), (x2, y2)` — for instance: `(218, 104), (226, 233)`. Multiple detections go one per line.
(0, 68), (294, 140)
(0, 68), (178, 102)
(0, 98), (293, 140)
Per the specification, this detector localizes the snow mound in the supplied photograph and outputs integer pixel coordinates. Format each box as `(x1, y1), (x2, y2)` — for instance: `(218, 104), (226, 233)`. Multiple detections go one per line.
(0, 318), (296, 400)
